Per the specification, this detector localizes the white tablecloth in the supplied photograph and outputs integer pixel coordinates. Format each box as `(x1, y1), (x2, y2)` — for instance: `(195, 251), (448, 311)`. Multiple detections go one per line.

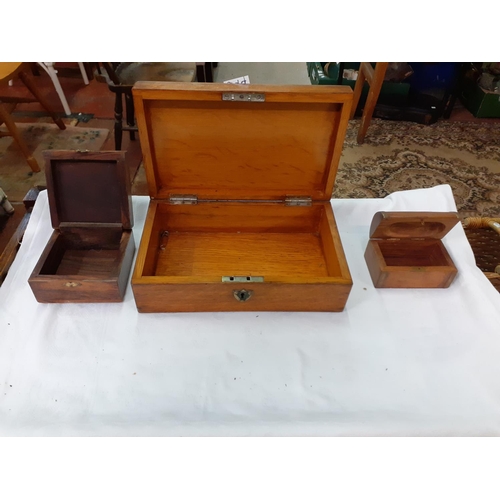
(1, 185), (500, 436)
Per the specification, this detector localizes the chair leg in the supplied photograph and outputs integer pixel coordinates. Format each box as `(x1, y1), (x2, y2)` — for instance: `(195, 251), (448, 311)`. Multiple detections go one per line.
(125, 92), (135, 141)
(196, 63), (206, 82)
(357, 62), (388, 144)
(18, 70), (66, 129)
(350, 67), (366, 120)
(78, 62), (90, 85)
(205, 63), (214, 82)
(114, 92), (123, 150)
(36, 62), (72, 117)
(0, 102), (40, 172)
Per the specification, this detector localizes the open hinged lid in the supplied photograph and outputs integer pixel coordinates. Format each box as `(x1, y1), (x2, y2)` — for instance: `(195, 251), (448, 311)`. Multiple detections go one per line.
(43, 150), (133, 229)
(132, 82), (353, 202)
(369, 212), (460, 240)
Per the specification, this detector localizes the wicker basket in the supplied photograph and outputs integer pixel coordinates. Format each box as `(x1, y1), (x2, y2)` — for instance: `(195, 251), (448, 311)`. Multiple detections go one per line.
(463, 217), (500, 292)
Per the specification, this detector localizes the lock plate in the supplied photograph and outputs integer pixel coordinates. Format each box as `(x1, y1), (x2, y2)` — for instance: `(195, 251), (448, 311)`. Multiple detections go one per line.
(222, 276), (264, 283)
(233, 289), (253, 302)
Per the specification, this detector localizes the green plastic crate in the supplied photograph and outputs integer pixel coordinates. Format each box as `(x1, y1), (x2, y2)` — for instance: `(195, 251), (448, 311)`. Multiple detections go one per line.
(308, 62), (410, 108)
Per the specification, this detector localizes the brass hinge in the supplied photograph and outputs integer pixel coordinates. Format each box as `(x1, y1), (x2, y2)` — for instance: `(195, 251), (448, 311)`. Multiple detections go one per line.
(169, 195), (198, 205)
(285, 196), (312, 207)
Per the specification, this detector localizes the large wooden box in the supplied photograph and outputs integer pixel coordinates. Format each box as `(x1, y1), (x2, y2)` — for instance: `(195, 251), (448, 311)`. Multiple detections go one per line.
(131, 83), (353, 312)
(364, 211), (460, 288)
(28, 151), (135, 303)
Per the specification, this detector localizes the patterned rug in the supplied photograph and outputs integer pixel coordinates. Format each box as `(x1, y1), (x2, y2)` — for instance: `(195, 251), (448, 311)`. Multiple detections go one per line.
(0, 122), (109, 202)
(336, 119), (500, 218)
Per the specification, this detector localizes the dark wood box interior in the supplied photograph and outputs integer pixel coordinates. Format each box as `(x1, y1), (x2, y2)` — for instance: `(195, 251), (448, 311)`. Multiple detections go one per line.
(376, 240), (451, 267)
(39, 227), (126, 278)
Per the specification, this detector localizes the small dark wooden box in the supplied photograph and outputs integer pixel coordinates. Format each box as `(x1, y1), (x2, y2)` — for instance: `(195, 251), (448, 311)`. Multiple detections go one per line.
(364, 211), (460, 288)
(28, 151), (135, 303)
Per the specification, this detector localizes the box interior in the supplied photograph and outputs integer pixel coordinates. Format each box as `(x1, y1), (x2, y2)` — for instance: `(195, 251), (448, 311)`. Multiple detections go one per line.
(377, 239), (451, 267)
(141, 94), (350, 200)
(39, 227), (125, 277)
(138, 203), (346, 282)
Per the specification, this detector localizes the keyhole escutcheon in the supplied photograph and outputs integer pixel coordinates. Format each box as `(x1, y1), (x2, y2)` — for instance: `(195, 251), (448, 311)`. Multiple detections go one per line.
(233, 289), (253, 302)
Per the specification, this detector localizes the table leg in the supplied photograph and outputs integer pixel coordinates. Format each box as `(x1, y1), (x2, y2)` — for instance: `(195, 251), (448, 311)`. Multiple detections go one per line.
(0, 102), (40, 172)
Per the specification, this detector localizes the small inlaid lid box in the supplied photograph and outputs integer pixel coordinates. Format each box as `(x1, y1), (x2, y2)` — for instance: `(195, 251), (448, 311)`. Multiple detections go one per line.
(364, 211), (460, 288)
(28, 150), (135, 303)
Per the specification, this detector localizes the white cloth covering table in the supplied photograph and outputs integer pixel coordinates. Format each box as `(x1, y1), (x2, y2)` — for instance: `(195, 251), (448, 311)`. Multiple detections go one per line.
(1, 184), (500, 436)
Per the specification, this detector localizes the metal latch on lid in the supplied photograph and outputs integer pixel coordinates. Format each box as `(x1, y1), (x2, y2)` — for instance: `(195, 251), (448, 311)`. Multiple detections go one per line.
(222, 93), (265, 102)
(222, 276), (264, 283)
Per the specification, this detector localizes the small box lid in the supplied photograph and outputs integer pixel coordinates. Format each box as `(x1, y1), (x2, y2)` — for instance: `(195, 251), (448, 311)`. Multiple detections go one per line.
(43, 150), (133, 229)
(369, 212), (460, 240)
(132, 82), (353, 201)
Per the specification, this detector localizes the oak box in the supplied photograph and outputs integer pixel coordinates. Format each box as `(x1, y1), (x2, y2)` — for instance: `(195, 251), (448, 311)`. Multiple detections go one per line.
(131, 83), (353, 312)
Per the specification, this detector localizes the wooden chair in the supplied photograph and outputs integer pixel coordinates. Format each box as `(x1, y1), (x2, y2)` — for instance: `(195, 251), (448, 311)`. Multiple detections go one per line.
(196, 63), (218, 82)
(350, 62), (388, 144)
(96, 63), (196, 150)
(37, 62), (90, 116)
(0, 62), (66, 172)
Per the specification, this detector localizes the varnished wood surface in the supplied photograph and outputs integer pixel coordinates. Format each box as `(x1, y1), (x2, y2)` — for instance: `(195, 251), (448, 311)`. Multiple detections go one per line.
(133, 83), (352, 201)
(369, 211), (460, 240)
(365, 240), (457, 288)
(134, 202), (348, 280)
(376, 240), (451, 267)
(133, 202), (325, 281)
(133, 82), (354, 100)
(155, 232), (329, 278)
(320, 202), (352, 281)
(365, 211), (459, 288)
(131, 201), (353, 311)
(29, 228), (135, 302)
(132, 282), (353, 313)
(155, 201), (323, 232)
(55, 249), (121, 276)
(43, 151), (132, 230)
(131, 83), (353, 312)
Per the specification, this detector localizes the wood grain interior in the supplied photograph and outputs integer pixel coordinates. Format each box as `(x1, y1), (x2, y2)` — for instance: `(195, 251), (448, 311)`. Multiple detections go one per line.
(39, 227), (124, 277)
(138, 202), (345, 281)
(377, 240), (451, 267)
(144, 100), (342, 200)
